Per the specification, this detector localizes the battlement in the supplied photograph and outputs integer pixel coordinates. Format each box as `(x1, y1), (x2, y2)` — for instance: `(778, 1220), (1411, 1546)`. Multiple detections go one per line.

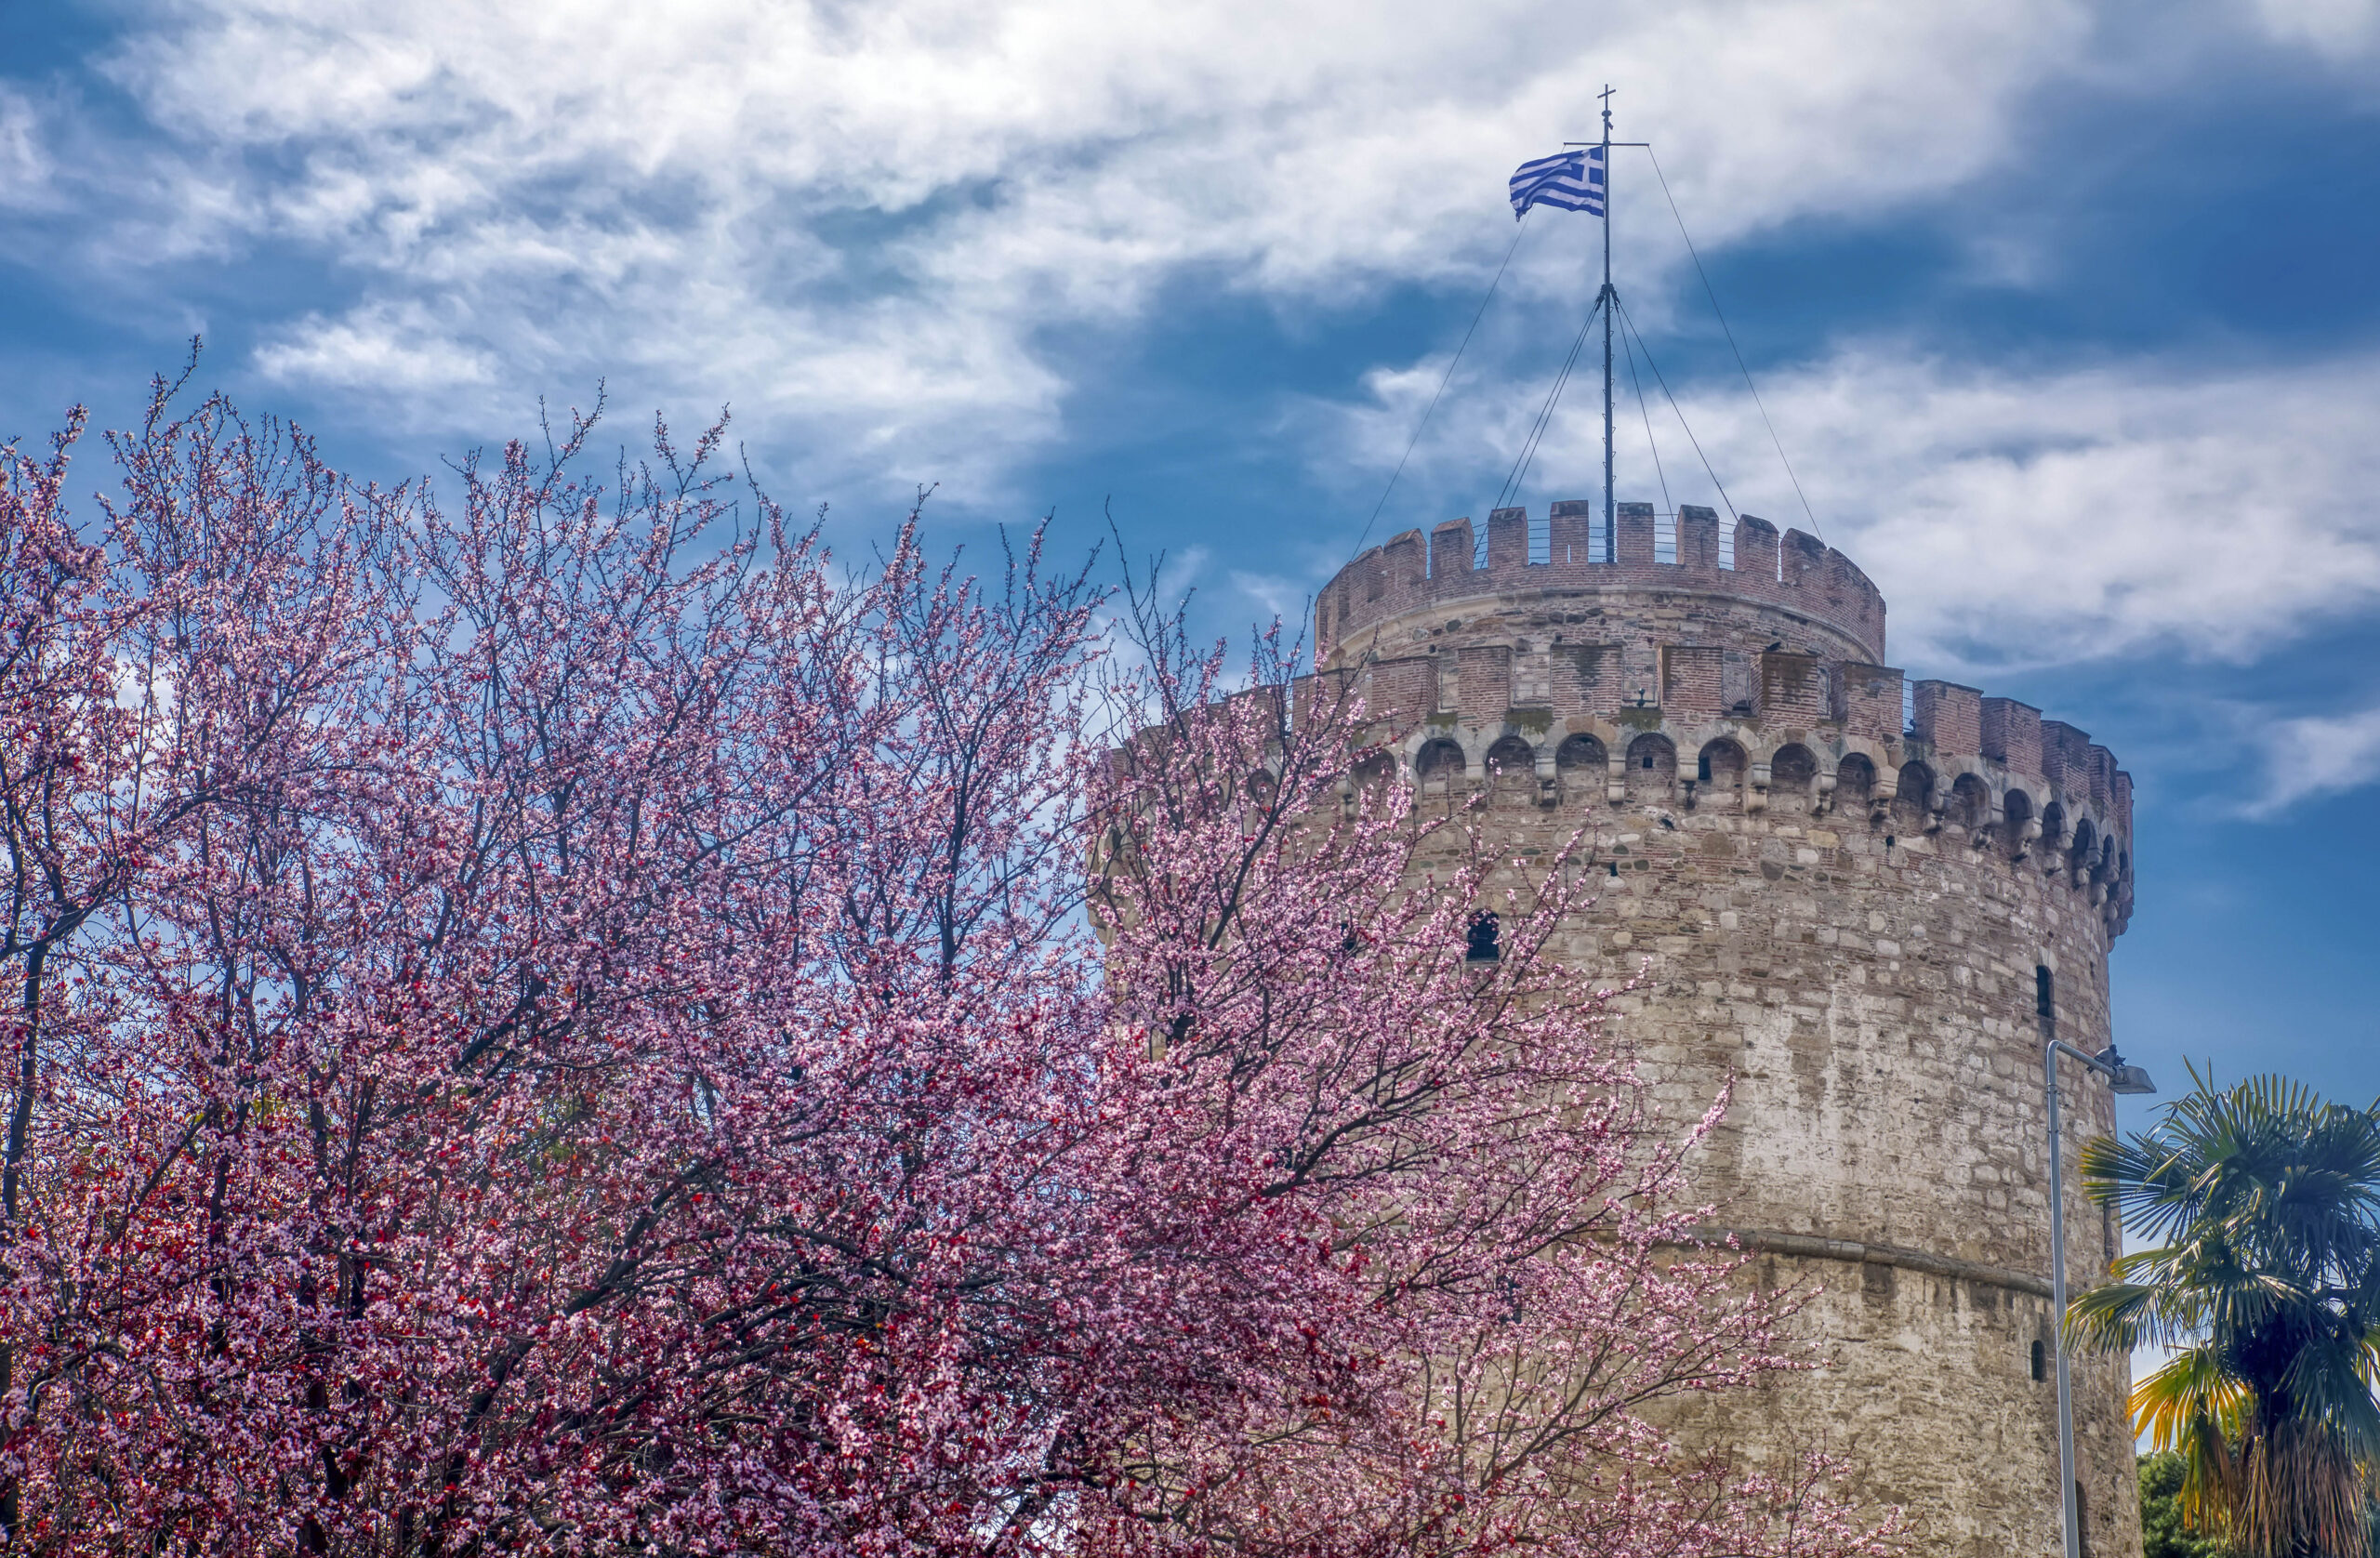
(1302, 660), (2133, 939)
(1316, 501), (1888, 666)
(1298, 506), (2133, 933)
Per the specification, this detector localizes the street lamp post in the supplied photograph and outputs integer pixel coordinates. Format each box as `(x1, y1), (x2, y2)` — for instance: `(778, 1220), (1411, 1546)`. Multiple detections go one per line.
(2044, 1037), (2156, 1558)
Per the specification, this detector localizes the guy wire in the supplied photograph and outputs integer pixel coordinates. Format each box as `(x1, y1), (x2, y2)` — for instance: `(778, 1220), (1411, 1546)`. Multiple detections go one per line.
(1349, 214), (1536, 561)
(1616, 296), (1736, 523)
(1645, 146), (1819, 539)
(1493, 291), (1605, 519)
(1620, 320), (1672, 518)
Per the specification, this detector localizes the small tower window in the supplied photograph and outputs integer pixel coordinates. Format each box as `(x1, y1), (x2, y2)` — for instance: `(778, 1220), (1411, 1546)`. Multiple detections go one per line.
(2036, 965), (2056, 1031)
(2031, 1340), (2046, 1381)
(1465, 911), (1501, 963)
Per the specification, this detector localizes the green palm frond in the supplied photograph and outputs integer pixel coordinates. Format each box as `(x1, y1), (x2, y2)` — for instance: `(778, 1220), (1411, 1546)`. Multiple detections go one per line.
(2133, 1346), (2249, 1456)
(2074, 1065), (2380, 1553)
(2066, 1279), (2167, 1353)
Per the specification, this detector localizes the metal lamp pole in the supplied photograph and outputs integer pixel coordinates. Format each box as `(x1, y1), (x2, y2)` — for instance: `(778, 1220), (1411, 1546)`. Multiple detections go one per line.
(2044, 1037), (2156, 1558)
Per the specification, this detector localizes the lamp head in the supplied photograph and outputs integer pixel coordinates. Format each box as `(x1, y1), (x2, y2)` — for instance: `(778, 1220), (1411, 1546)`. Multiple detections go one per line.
(2092, 1046), (2157, 1095)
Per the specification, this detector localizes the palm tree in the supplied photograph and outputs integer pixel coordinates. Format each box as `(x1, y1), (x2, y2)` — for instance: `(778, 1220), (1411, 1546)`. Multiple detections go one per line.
(2070, 1068), (2380, 1558)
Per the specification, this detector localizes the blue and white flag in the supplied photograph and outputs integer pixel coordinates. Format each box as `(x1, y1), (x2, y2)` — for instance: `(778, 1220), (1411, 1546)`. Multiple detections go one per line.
(1509, 146), (1605, 220)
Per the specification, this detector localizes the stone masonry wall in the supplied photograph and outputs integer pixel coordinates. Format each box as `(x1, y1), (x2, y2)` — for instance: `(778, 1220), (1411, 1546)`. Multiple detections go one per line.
(1310, 507), (2142, 1555)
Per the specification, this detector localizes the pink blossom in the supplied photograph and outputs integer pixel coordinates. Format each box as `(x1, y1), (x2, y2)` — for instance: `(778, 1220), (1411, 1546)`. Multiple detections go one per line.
(0, 378), (1900, 1557)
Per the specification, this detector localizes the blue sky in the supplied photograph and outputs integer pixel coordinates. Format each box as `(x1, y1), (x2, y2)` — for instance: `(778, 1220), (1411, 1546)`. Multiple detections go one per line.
(3, 0), (2377, 1134)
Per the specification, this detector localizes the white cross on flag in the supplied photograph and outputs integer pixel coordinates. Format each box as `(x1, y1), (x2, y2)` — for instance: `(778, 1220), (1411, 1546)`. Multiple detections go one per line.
(1508, 146), (1606, 220)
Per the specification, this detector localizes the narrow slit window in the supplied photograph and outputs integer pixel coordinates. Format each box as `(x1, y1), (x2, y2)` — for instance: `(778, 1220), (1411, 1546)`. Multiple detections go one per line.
(2031, 1340), (2046, 1382)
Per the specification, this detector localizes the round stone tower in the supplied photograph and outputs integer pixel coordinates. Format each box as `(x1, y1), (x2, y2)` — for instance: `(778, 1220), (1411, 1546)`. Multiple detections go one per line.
(1310, 499), (2141, 1556)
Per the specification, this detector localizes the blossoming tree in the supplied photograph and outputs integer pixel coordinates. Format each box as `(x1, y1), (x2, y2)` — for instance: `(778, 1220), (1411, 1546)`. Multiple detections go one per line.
(0, 376), (1897, 1557)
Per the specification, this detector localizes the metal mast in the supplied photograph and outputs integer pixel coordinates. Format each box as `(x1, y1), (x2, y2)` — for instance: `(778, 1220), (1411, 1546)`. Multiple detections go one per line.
(1599, 85), (1616, 561)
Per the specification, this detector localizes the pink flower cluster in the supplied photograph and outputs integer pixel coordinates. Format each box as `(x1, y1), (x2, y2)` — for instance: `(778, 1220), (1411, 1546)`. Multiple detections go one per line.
(0, 378), (1901, 1557)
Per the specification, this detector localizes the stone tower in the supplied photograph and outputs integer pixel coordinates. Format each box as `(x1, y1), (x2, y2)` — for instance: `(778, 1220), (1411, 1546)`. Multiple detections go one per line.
(1310, 500), (2141, 1556)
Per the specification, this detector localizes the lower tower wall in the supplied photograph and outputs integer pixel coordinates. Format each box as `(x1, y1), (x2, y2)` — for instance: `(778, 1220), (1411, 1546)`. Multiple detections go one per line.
(1409, 786), (2138, 1552)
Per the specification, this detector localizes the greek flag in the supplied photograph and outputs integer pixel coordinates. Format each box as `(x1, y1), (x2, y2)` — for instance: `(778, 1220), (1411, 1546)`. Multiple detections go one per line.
(1509, 146), (1605, 220)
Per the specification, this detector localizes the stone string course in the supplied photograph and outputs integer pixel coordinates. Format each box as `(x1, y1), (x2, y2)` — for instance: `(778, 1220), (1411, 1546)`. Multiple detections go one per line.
(1295, 501), (2143, 1556)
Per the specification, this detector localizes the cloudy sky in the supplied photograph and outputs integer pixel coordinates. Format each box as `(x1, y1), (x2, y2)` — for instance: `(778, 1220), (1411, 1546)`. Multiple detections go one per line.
(4, 0), (2377, 1119)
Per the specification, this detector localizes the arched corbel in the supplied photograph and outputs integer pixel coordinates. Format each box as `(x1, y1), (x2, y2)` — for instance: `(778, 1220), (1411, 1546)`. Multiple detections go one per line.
(2012, 793), (2042, 861)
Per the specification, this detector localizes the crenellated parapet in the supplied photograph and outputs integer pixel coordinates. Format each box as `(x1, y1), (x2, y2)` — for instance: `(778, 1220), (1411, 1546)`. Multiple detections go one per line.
(1303, 501), (2135, 935)
(1317, 501), (1888, 667)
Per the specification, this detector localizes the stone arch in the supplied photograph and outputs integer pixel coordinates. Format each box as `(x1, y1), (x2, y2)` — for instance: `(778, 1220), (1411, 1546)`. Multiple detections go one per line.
(2041, 799), (2068, 852)
(2069, 817), (2099, 883)
(1342, 749), (1395, 817)
(1770, 743), (1818, 814)
(1697, 737), (1748, 806)
(1485, 733), (1536, 772)
(1556, 733), (1607, 803)
(1835, 752), (1877, 813)
(1893, 760), (1936, 832)
(1556, 732), (1606, 772)
(1485, 733), (1538, 805)
(1625, 732), (1676, 801)
(1416, 737), (1465, 794)
(1950, 772), (1992, 835)
(2002, 786), (2035, 859)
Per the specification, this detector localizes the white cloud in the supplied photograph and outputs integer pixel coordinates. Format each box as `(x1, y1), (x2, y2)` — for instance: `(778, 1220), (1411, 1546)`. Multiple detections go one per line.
(1316, 345), (2380, 670)
(2248, 0), (2379, 55)
(255, 303), (496, 393)
(51, 0), (2108, 497)
(11, 0), (2375, 680)
(2248, 703), (2380, 812)
(1224, 569), (1311, 632)
(0, 87), (49, 208)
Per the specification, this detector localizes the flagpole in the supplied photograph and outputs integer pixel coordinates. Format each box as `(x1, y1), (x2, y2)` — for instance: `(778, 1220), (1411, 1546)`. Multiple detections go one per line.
(1599, 85), (1615, 561)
